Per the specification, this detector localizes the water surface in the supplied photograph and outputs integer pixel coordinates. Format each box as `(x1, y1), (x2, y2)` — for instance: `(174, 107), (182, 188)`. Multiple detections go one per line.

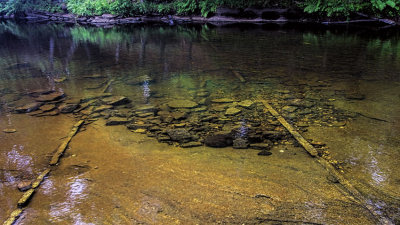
(0, 21), (399, 224)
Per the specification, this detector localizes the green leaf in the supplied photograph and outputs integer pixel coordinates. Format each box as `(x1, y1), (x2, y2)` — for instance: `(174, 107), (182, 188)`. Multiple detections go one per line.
(386, 0), (396, 8)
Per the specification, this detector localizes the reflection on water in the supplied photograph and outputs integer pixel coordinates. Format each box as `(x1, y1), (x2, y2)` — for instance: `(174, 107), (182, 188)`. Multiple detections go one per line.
(49, 176), (90, 224)
(3, 144), (32, 183)
(366, 144), (388, 187)
(0, 21), (399, 223)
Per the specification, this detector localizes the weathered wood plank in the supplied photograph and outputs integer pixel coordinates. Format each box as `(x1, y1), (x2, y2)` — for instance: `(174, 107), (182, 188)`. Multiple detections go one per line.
(50, 120), (84, 165)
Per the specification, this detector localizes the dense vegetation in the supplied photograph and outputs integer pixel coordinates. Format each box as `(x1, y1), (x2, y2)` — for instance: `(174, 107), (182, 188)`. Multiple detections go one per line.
(0, 0), (399, 20)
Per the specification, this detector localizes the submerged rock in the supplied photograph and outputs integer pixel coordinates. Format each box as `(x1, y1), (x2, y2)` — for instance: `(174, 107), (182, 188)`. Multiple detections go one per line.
(282, 106), (298, 113)
(106, 117), (131, 125)
(258, 151), (272, 156)
(171, 111), (187, 120)
(93, 105), (113, 113)
(238, 100), (254, 109)
(249, 143), (271, 150)
(3, 128), (17, 133)
(166, 128), (192, 143)
(59, 103), (79, 113)
(39, 104), (56, 112)
(211, 98), (235, 103)
(81, 93), (112, 103)
(102, 96), (130, 106)
(233, 138), (249, 149)
(54, 77), (67, 83)
(167, 100), (198, 109)
(27, 89), (53, 96)
(35, 109), (60, 117)
(34, 91), (65, 102)
(225, 107), (241, 116)
(136, 105), (158, 113)
(15, 102), (43, 113)
(17, 181), (32, 192)
(204, 134), (233, 147)
(126, 75), (154, 85)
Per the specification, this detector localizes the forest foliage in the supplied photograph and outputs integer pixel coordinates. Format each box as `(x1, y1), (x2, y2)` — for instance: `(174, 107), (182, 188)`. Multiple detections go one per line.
(0, 0), (399, 19)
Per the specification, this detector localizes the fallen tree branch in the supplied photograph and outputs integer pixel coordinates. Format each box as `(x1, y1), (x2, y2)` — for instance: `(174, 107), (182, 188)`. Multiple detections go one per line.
(257, 99), (391, 225)
(50, 120), (84, 166)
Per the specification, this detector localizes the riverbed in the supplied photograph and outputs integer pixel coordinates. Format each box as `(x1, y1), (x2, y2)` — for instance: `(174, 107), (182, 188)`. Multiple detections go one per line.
(0, 21), (399, 224)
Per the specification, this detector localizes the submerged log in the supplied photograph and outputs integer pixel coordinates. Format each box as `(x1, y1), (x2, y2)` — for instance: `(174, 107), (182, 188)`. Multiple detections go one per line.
(17, 189), (35, 208)
(102, 79), (114, 93)
(3, 209), (24, 225)
(258, 99), (390, 225)
(258, 100), (318, 157)
(49, 120), (84, 166)
(31, 169), (51, 189)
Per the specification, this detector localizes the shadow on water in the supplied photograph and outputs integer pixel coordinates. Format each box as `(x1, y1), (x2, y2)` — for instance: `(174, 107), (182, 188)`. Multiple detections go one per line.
(0, 21), (399, 224)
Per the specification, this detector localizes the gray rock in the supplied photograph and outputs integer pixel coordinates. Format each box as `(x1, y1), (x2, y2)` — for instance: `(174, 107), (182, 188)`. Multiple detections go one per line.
(59, 103), (79, 113)
(204, 134), (233, 147)
(166, 128), (192, 143)
(233, 138), (249, 149)
(167, 100), (198, 109)
(225, 107), (241, 116)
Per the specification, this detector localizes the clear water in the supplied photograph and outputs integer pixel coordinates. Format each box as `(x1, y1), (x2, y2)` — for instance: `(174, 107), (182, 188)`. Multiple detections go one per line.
(0, 21), (399, 224)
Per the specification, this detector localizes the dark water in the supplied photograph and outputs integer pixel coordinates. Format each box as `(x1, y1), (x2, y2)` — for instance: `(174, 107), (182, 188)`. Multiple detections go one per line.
(0, 21), (399, 224)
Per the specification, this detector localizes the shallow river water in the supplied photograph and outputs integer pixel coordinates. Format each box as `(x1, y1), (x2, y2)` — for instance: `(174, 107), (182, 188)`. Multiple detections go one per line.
(0, 21), (399, 224)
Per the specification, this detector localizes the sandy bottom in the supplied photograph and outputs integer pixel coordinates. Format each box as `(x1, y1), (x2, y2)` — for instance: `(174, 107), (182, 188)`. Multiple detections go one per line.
(1, 115), (377, 224)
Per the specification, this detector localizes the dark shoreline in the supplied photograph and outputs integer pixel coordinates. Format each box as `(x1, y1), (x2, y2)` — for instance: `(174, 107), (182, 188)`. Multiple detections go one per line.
(0, 8), (398, 28)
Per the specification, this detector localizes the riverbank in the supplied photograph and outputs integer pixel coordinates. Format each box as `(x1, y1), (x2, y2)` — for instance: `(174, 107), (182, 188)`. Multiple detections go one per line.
(1, 8), (398, 27)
